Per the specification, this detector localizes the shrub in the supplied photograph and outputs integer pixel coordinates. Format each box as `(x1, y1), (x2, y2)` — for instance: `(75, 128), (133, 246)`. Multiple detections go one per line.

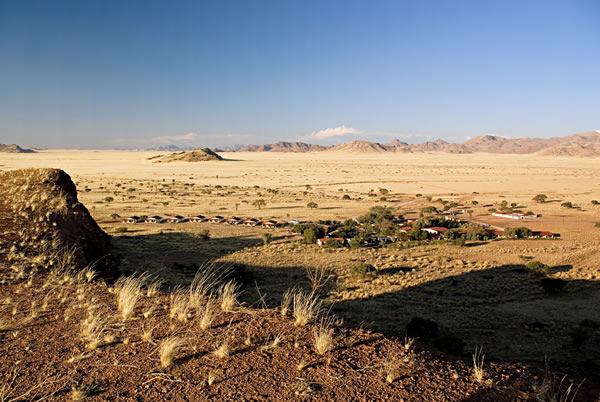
(595, 222), (600, 228)
(323, 238), (344, 248)
(350, 262), (376, 278)
(540, 278), (567, 295)
(561, 201), (574, 209)
(453, 237), (466, 246)
(592, 200), (600, 205)
(196, 229), (210, 240)
(303, 227), (318, 244)
(526, 260), (549, 273)
(252, 199), (266, 209)
(261, 233), (273, 245)
(532, 194), (548, 203)
(504, 226), (532, 239)
(307, 201), (318, 209)
(342, 194), (351, 200)
(114, 227), (128, 234)
(104, 196), (114, 203)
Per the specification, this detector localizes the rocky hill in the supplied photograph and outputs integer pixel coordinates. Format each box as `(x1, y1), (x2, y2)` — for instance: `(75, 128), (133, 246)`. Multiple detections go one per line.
(230, 130), (600, 156)
(239, 141), (327, 152)
(327, 140), (390, 153)
(150, 148), (224, 162)
(0, 168), (114, 277)
(0, 144), (35, 153)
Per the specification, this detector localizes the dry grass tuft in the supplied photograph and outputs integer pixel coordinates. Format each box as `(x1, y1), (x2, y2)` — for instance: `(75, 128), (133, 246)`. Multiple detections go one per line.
(219, 281), (239, 312)
(158, 337), (186, 368)
(115, 274), (147, 321)
(292, 289), (321, 327)
(198, 298), (218, 331)
(80, 308), (110, 350)
(533, 361), (584, 402)
(280, 288), (293, 317)
(472, 346), (485, 383)
(213, 341), (230, 360)
(189, 262), (225, 308)
(169, 290), (190, 322)
(313, 316), (335, 355)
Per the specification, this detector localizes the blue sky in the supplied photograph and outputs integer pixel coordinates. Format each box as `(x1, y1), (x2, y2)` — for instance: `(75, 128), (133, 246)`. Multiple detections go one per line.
(1, 0), (599, 148)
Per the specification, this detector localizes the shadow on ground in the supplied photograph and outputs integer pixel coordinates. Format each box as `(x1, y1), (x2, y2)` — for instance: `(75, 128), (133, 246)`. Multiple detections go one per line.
(112, 232), (600, 385)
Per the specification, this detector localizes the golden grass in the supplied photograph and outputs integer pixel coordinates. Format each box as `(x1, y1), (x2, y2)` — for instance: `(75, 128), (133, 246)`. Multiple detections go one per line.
(472, 346), (485, 383)
(219, 281), (239, 312)
(292, 289), (321, 327)
(115, 274), (147, 321)
(198, 298), (218, 331)
(158, 337), (186, 368)
(313, 316), (335, 355)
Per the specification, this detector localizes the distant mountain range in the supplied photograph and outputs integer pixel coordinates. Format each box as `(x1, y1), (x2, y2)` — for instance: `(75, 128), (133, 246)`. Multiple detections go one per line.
(0, 144), (35, 153)
(218, 131), (600, 157)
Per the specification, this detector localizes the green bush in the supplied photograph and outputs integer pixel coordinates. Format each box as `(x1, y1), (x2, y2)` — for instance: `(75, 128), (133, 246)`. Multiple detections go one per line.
(350, 262), (376, 278)
(196, 229), (210, 240)
(453, 237), (466, 246)
(303, 227), (319, 244)
(261, 233), (273, 245)
(526, 260), (549, 273)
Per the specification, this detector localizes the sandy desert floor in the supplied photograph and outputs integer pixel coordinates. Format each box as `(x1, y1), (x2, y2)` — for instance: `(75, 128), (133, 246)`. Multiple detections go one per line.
(1, 150), (599, 368)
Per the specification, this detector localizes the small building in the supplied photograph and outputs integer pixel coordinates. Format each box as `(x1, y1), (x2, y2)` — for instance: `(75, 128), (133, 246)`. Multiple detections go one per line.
(489, 229), (505, 238)
(145, 215), (164, 224)
(208, 216), (225, 223)
(261, 220), (277, 228)
(226, 217), (243, 225)
(189, 215), (207, 223)
(164, 215), (187, 223)
(422, 227), (450, 238)
(243, 218), (260, 226)
(123, 216), (141, 224)
(492, 213), (535, 220)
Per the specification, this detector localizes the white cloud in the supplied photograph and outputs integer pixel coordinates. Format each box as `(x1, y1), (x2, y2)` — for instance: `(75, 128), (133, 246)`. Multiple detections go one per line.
(308, 125), (363, 139)
(152, 132), (199, 144)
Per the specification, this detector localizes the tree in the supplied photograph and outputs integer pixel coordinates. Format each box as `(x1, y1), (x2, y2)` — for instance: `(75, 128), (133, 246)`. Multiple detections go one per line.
(303, 227), (319, 244)
(104, 196), (114, 203)
(561, 201), (574, 209)
(252, 199), (267, 210)
(307, 201), (318, 209)
(532, 194), (548, 203)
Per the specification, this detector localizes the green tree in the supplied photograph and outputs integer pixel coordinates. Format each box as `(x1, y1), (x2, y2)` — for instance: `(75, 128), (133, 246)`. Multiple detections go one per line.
(532, 194), (548, 203)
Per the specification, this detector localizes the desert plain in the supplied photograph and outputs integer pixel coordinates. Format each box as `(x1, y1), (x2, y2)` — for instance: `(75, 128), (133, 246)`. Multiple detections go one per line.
(1, 149), (599, 399)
